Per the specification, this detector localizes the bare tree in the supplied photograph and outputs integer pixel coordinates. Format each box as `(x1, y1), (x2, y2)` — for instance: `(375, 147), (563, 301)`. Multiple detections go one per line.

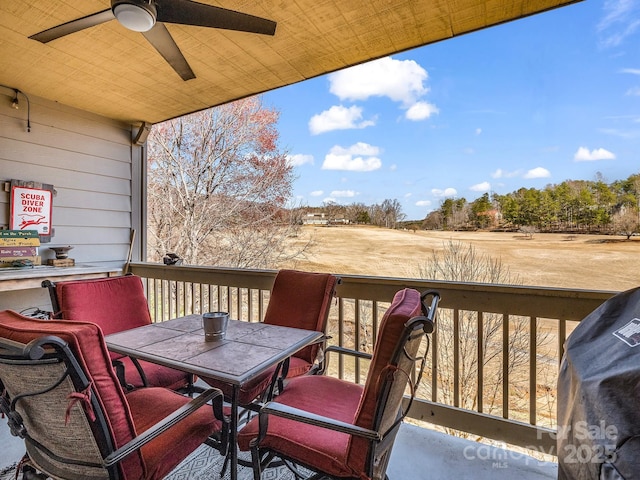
(519, 225), (539, 239)
(614, 208), (640, 240)
(369, 198), (405, 228)
(147, 96), (307, 267)
(322, 201), (343, 225)
(414, 241), (552, 432)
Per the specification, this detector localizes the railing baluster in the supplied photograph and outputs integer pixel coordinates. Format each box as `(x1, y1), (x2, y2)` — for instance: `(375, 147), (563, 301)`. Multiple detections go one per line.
(372, 300), (379, 346)
(529, 315), (537, 425)
(431, 307), (438, 403)
(558, 318), (567, 365)
(453, 308), (460, 407)
(502, 313), (509, 419)
(338, 297), (344, 380)
(354, 298), (361, 384)
(477, 311), (484, 414)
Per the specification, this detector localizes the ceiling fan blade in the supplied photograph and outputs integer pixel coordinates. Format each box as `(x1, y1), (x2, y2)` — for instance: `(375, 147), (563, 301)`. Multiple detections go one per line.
(155, 0), (276, 36)
(142, 23), (195, 81)
(29, 9), (115, 43)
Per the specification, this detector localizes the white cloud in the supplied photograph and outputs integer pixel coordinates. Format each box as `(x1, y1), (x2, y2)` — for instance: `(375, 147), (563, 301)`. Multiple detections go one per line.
(574, 147), (616, 161)
(287, 153), (314, 167)
(329, 57), (429, 105)
(310, 190), (324, 197)
(600, 127), (640, 139)
(597, 1), (640, 48)
(470, 182), (491, 192)
(491, 168), (521, 179)
(431, 187), (457, 197)
(405, 101), (439, 120)
(621, 68), (640, 75)
(323, 155), (382, 172)
(323, 197), (336, 204)
(330, 190), (357, 198)
(328, 57), (439, 122)
(309, 105), (375, 135)
(415, 200), (432, 207)
(626, 86), (640, 96)
(523, 167), (551, 179)
(342, 142), (380, 156)
(389, 164), (398, 171)
(321, 143), (382, 172)
(475, 128), (482, 135)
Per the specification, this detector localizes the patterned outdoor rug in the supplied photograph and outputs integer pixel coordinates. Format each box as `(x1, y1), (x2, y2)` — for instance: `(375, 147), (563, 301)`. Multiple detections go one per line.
(165, 446), (299, 480)
(0, 447), (299, 480)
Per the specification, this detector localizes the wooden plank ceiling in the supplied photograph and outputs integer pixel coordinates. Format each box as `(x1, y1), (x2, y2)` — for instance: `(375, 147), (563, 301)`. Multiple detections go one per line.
(0, 0), (581, 125)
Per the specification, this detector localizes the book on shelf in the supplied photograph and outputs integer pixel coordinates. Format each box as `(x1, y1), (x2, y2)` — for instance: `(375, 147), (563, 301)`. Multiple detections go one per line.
(0, 247), (39, 257)
(0, 230), (41, 247)
(0, 229), (39, 238)
(0, 237), (41, 246)
(0, 256), (41, 267)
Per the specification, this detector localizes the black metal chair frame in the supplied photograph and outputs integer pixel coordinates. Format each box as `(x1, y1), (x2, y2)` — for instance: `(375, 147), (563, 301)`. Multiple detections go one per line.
(249, 290), (440, 480)
(0, 334), (227, 480)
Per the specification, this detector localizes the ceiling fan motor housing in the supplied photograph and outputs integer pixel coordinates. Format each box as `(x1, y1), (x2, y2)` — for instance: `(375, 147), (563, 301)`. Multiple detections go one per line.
(111, 0), (157, 32)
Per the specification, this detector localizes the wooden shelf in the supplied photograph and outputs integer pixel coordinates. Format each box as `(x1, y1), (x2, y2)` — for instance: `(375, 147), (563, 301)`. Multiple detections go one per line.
(0, 264), (121, 292)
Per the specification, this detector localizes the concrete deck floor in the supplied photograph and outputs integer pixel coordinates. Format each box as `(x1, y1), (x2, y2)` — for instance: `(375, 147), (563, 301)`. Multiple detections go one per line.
(1, 415), (557, 479)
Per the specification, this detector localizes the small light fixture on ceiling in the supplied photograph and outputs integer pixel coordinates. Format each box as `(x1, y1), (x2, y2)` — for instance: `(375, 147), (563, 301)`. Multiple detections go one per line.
(111, 0), (157, 32)
(11, 90), (19, 109)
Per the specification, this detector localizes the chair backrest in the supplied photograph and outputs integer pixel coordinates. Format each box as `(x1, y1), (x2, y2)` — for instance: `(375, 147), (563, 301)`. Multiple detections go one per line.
(347, 288), (439, 478)
(263, 269), (339, 364)
(0, 310), (144, 480)
(47, 275), (152, 336)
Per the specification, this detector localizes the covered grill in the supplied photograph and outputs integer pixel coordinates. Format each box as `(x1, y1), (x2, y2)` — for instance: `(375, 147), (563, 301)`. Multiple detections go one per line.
(558, 286), (640, 479)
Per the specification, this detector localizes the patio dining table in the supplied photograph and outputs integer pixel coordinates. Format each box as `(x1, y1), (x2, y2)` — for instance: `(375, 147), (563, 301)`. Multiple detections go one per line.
(105, 314), (323, 480)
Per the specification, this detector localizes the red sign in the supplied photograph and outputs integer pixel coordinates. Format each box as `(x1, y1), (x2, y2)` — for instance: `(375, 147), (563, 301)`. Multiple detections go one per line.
(10, 186), (53, 236)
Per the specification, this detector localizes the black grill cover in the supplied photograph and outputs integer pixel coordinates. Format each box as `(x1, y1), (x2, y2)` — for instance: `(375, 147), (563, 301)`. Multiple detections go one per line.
(558, 286), (640, 480)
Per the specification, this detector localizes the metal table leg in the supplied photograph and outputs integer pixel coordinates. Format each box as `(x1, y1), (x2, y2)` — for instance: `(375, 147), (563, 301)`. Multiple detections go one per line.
(230, 386), (239, 480)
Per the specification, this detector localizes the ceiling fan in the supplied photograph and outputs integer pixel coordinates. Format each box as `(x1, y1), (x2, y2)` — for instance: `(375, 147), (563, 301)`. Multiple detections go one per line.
(29, 0), (277, 81)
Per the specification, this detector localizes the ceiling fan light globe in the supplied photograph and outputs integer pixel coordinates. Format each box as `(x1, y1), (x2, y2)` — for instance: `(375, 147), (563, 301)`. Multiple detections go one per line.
(113, 3), (156, 32)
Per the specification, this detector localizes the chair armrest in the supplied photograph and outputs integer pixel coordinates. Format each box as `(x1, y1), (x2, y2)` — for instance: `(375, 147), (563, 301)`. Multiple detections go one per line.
(325, 345), (372, 360)
(103, 387), (224, 467)
(255, 401), (381, 445)
(315, 345), (372, 376)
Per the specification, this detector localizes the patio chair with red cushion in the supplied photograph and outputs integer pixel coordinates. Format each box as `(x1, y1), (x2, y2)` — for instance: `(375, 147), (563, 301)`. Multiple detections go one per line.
(202, 269), (339, 407)
(237, 288), (440, 480)
(0, 309), (227, 480)
(43, 274), (194, 392)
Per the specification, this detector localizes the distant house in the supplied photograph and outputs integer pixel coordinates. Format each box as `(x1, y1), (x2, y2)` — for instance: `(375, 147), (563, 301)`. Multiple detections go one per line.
(302, 212), (350, 225)
(478, 209), (503, 228)
(303, 213), (328, 225)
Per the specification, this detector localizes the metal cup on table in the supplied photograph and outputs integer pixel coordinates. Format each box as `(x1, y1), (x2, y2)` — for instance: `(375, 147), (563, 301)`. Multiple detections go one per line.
(202, 311), (229, 341)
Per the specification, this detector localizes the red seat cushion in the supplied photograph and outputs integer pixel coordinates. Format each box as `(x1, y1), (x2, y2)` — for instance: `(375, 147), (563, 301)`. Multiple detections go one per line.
(55, 275), (152, 335)
(237, 375), (363, 477)
(347, 288), (422, 474)
(54, 275), (191, 391)
(126, 387), (222, 479)
(263, 270), (337, 364)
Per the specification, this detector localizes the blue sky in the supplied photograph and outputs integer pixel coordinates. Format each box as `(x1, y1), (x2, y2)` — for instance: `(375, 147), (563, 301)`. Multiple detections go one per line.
(263, 1), (640, 221)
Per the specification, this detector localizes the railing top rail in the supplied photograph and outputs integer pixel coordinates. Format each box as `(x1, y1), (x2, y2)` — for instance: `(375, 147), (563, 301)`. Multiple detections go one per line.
(129, 262), (616, 321)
